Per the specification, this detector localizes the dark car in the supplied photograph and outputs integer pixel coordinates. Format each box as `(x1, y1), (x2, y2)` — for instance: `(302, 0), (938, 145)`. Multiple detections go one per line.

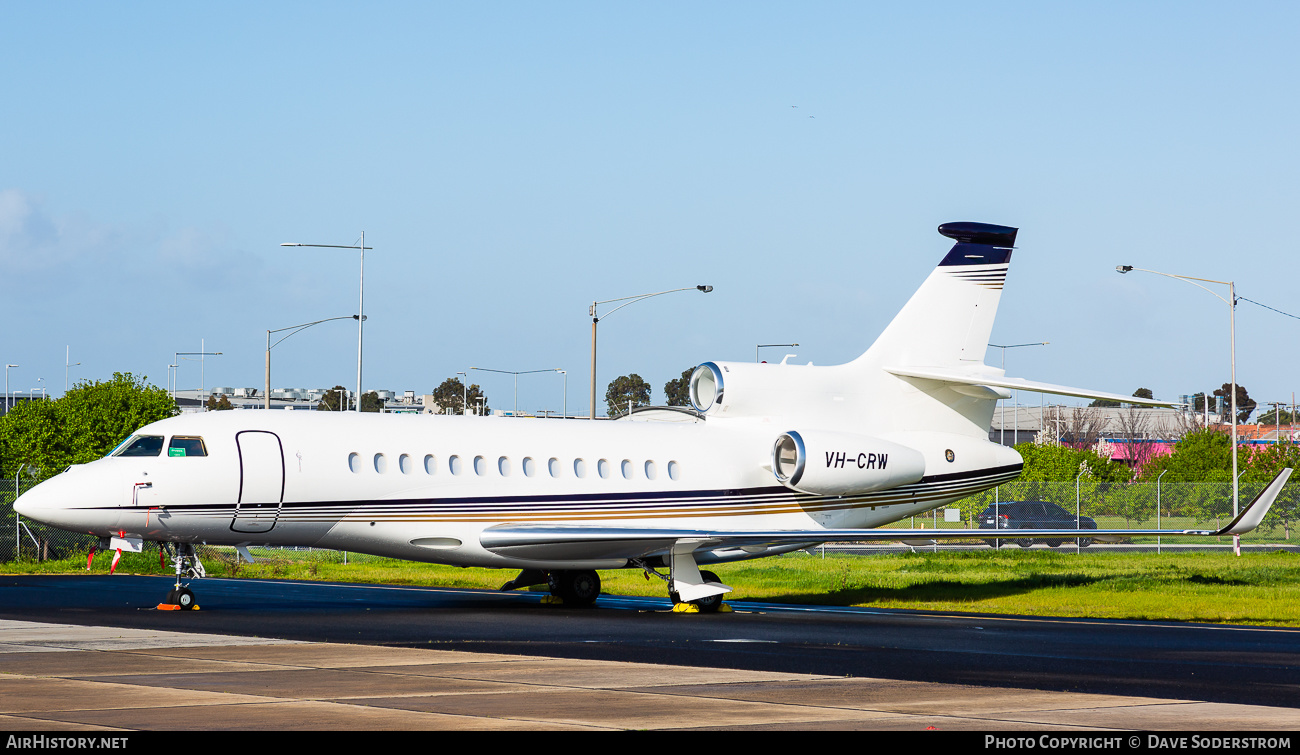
(976, 500), (1097, 548)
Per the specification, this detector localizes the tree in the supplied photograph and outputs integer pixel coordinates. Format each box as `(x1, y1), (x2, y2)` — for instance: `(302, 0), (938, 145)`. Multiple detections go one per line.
(430, 377), (489, 415)
(1213, 383), (1256, 424)
(316, 385), (352, 412)
(360, 391), (384, 413)
(0, 372), (177, 480)
(1015, 441), (1131, 483)
(205, 395), (233, 411)
(606, 374), (651, 417)
(664, 368), (693, 407)
(1061, 406), (1107, 449)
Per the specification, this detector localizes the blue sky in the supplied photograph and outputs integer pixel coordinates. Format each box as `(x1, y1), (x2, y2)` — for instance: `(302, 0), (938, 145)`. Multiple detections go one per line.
(3, 2), (1298, 416)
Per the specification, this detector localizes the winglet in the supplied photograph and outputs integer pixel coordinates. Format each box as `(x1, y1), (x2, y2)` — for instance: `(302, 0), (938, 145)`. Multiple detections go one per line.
(1217, 468), (1293, 536)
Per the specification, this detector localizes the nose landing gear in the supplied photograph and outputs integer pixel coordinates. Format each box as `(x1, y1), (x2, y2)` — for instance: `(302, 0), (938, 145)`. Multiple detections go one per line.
(157, 543), (205, 611)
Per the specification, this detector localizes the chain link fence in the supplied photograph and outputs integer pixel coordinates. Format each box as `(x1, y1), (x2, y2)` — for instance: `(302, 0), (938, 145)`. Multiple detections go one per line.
(895, 478), (1299, 544)
(3, 477), (1297, 564)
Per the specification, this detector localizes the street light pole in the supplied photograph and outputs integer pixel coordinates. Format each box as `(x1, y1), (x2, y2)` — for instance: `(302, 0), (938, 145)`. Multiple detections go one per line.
(173, 351), (222, 403)
(471, 367), (561, 416)
(557, 369), (567, 418)
(282, 234), (371, 413)
(265, 315), (363, 409)
(1117, 264), (1240, 555)
(756, 343), (799, 363)
(588, 285), (713, 419)
(65, 346), (80, 394)
(989, 342), (1049, 446)
(456, 372), (467, 415)
(4, 365), (16, 413)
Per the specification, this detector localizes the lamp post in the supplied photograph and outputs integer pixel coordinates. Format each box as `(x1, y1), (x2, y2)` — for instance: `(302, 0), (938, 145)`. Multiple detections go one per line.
(65, 347), (80, 394)
(756, 343), (799, 363)
(989, 342), (1049, 446)
(471, 367), (561, 416)
(589, 285), (713, 419)
(4, 365), (16, 413)
(172, 351), (222, 402)
(282, 234), (371, 412)
(456, 372), (468, 415)
(265, 315), (364, 409)
(1117, 264), (1240, 555)
(556, 369), (567, 418)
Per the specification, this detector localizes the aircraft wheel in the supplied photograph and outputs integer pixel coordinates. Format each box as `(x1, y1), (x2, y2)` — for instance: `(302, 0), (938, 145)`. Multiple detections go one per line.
(1046, 539), (1064, 548)
(164, 587), (196, 610)
(691, 570), (725, 613)
(1013, 538), (1033, 548)
(982, 539), (999, 548)
(551, 570), (600, 607)
(1077, 537), (1094, 548)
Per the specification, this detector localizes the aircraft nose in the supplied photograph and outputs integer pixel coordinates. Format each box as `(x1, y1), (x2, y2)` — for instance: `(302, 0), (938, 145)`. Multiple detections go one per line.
(12, 469), (103, 531)
(14, 479), (53, 519)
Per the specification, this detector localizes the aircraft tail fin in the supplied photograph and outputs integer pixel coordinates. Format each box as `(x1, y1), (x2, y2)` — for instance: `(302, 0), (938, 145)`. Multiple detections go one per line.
(855, 222), (1017, 370)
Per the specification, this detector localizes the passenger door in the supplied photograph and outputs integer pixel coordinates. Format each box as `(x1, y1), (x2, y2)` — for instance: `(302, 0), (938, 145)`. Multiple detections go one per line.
(231, 430), (285, 533)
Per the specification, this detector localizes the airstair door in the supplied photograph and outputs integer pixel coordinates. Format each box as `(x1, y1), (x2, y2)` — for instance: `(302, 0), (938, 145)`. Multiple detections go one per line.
(231, 430), (285, 534)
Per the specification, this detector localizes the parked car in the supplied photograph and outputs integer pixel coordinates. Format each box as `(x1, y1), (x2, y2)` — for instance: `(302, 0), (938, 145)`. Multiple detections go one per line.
(976, 500), (1097, 548)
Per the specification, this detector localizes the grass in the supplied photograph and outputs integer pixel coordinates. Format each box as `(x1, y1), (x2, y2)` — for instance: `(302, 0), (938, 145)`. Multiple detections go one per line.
(6, 547), (1300, 627)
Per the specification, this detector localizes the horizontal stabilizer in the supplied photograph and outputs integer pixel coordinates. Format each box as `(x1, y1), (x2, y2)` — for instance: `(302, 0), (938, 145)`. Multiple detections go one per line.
(886, 366), (1172, 407)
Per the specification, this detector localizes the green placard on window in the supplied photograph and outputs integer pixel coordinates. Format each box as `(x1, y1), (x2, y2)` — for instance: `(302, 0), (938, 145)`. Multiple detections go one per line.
(168, 447), (186, 457)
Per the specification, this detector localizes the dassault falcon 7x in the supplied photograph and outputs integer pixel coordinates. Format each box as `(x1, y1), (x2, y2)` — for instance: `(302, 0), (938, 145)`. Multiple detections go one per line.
(15, 222), (1292, 612)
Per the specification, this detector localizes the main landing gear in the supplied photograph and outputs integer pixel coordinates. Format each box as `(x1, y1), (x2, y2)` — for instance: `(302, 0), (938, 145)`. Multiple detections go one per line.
(637, 560), (730, 614)
(499, 558), (732, 613)
(158, 543), (205, 611)
(499, 569), (602, 607)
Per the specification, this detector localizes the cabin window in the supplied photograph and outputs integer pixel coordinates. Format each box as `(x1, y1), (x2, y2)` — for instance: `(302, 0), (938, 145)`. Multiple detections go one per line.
(167, 436), (207, 457)
(620, 459), (632, 479)
(548, 457), (560, 477)
(473, 455), (486, 475)
(348, 453), (361, 473)
(424, 454), (437, 475)
(374, 453), (387, 473)
(644, 460), (657, 480)
(399, 454), (413, 474)
(449, 455), (463, 475)
(522, 457), (536, 477)
(498, 456), (511, 476)
(597, 459), (610, 479)
(667, 460), (681, 480)
(573, 458), (587, 478)
(113, 435), (164, 457)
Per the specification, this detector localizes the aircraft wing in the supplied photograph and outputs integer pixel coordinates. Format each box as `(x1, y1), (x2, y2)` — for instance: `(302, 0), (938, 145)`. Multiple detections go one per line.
(885, 366), (1173, 407)
(482, 469), (1291, 561)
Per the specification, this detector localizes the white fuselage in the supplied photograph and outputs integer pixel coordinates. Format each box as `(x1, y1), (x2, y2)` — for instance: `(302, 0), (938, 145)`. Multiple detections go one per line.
(16, 409), (1021, 570)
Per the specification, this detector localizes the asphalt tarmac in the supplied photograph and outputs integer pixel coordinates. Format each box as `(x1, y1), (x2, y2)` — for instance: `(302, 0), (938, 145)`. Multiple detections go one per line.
(2, 575), (1299, 731)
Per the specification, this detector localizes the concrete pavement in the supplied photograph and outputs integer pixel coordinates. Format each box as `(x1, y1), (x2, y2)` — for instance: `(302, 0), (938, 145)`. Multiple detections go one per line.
(2, 620), (1297, 731)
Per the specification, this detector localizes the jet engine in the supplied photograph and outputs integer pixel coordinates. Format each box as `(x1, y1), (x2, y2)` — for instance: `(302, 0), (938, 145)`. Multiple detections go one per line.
(771, 430), (925, 496)
(688, 360), (818, 418)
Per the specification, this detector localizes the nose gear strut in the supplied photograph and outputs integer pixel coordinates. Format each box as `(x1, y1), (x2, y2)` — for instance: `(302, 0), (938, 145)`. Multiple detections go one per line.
(157, 542), (205, 611)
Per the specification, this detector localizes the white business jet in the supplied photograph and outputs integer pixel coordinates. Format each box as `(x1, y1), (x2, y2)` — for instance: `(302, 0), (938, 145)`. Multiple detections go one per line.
(15, 222), (1291, 612)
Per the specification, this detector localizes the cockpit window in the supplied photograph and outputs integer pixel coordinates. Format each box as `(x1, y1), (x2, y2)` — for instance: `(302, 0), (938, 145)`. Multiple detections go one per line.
(113, 435), (164, 457)
(168, 436), (207, 457)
